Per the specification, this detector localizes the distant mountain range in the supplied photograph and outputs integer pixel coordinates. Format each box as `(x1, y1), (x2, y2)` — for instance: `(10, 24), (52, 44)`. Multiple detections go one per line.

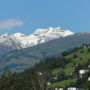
(0, 27), (74, 56)
(0, 31), (90, 72)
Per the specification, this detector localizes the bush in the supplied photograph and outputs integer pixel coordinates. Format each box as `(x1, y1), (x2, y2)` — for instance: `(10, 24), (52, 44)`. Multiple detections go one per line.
(57, 71), (67, 81)
(87, 48), (90, 52)
(79, 57), (83, 60)
(80, 50), (84, 53)
(62, 51), (69, 57)
(73, 54), (78, 59)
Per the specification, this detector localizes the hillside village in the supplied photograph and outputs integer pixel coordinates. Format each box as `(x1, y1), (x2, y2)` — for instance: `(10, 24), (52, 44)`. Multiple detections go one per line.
(0, 44), (90, 90)
(43, 44), (90, 90)
(47, 44), (90, 90)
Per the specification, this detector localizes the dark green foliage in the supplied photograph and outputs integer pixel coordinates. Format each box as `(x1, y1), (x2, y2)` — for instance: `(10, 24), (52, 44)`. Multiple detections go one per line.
(74, 62), (90, 89)
(42, 57), (71, 70)
(57, 71), (67, 81)
(79, 57), (83, 60)
(74, 64), (83, 76)
(0, 68), (42, 90)
(80, 50), (84, 53)
(87, 58), (90, 65)
(62, 51), (70, 57)
(76, 71), (90, 89)
(87, 48), (90, 52)
(73, 54), (78, 59)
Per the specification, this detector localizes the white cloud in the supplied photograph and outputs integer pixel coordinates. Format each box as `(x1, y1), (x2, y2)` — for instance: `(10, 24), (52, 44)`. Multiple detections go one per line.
(0, 19), (24, 30)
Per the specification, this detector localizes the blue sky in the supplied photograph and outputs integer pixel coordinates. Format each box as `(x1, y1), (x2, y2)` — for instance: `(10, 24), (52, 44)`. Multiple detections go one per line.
(0, 0), (90, 35)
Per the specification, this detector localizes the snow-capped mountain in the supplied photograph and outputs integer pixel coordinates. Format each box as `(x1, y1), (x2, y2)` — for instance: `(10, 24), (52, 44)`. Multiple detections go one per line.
(12, 27), (74, 48)
(0, 27), (74, 56)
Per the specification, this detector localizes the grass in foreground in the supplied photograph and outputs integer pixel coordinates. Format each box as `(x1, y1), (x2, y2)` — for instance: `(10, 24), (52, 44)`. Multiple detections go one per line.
(48, 78), (77, 88)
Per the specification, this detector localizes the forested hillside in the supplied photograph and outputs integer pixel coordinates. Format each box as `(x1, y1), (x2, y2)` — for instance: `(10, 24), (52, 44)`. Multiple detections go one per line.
(0, 45), (90, 90)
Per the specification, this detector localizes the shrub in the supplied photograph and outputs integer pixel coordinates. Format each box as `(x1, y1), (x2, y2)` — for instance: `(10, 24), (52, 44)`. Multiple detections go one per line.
(73, 54), (78, 59)
(87, 48), (90, 52)
(80, 50), (84, 53)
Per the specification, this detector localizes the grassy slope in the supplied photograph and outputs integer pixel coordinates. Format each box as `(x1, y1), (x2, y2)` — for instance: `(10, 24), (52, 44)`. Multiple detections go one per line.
(50, 47), (90, 87)
(53, 48), (90, 75)
(49, 78), (77, 88)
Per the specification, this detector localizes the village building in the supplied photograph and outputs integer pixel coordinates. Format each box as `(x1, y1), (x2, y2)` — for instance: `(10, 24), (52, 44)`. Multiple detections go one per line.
(88, 65), (90, 68)
(88, 77), (90, 81)
(54, 86), (63, 90)
(53, 77), (58, 80)
(47, 82), (51, 85)
(67, 87), (78, 90)
(83, 44), (90, 49)
(38, 72), (43, 75)
(79, 69), (89, 78)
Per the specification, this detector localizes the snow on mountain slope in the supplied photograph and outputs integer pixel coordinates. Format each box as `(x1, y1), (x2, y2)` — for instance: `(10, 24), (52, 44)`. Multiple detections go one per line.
(0, 33), (22, 56)
(12, 27), (74, 48)
(0, 27), (74, 55)
(0, 33), (21, 49)
(32, 27), (74, 42)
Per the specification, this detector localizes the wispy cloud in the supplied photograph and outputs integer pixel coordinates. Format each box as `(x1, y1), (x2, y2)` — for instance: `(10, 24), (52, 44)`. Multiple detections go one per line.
(0, 19), (24, 30)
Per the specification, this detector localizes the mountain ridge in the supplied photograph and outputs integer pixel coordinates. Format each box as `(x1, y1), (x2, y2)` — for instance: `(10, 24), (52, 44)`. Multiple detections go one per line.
(1, 32), (90, 71)
(0, 27), (74, 56)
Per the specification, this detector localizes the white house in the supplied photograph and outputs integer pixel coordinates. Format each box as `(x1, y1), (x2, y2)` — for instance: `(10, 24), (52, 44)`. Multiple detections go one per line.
(88, 77), (90, 81)
(53, 77), (58, 80)
(83, 45), (87, 49)
(38, 72), (42, 75)
(79, 69), (88, 74)
(67, 87), (78, 90)
(47, 82), (51, 85)
(88, 65), (90, 68)
(54, 87), (63, 90)
(83, 45), (90, 49)
(79, 69), (89, 78)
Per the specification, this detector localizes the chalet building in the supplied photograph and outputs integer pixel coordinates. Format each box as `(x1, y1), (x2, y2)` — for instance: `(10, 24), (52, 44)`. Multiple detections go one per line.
(67, 87), (78, 90)
(53, 77), (58, 80)
(38, 72), (42, 75)
(88, 65), (90, 68)
(52, 77), (58, 81)
(54, 87), (64, 90)
(88, 77), (90, 81)
(79, 69), (89, 74)
(79, 69), (89, 78)
(47, 82), (51, 85)
(83, 44), (90, 49)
